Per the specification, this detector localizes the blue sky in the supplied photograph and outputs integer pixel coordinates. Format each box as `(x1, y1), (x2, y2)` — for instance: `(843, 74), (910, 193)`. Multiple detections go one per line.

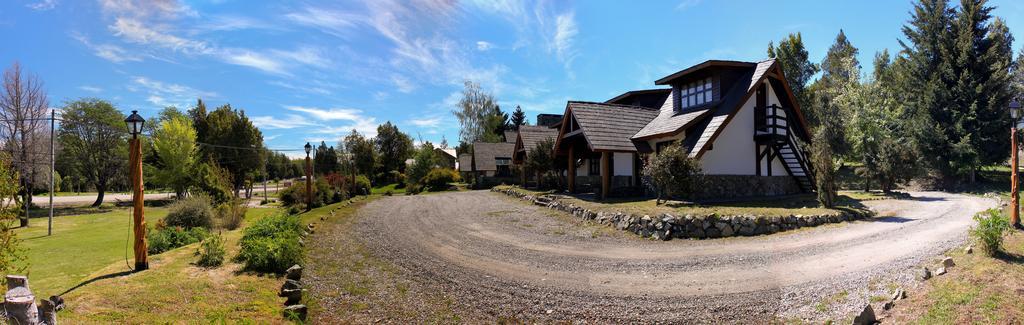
(2, 0), (1023, 156)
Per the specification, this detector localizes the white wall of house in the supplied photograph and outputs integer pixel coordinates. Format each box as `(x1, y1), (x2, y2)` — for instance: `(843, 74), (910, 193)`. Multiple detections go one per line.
(613, 152), (633, 176)
(701, 80), (786, 175)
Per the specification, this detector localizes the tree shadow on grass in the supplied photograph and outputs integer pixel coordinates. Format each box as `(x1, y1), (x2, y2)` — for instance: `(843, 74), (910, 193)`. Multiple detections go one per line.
(995, 251), (1024, 265)
(58, 270), (133, 296)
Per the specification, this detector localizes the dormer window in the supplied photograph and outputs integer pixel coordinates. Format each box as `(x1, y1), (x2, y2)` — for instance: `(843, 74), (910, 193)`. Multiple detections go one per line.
(680, 77), (713, 109)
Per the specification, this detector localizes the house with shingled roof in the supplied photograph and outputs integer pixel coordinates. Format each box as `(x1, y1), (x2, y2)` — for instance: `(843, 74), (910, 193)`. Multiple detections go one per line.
(512, 123), (561, 187)
(553, 58), (814, 199)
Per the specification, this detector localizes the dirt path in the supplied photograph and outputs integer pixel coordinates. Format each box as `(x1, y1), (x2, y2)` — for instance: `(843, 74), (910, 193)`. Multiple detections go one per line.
(347, 191), (994, 322)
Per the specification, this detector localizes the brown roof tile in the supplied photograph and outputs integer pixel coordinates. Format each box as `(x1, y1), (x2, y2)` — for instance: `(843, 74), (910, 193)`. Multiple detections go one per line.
(567, 101), (659, 152)
(472, 142), (515, 171)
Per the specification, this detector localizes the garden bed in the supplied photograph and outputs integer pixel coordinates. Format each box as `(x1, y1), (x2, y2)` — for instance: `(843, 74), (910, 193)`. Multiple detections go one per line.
(492, 186), (874, 240)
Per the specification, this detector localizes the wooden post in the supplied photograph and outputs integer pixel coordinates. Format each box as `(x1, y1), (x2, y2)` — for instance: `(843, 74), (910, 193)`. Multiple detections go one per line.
(601, 151), (610, 200)
(520, 165), (526, 187)
(567, 146), (576, 193)
(130, 137), (148, 271)
(1012, 127), (1020, 228)
(305, 155), (312, 211)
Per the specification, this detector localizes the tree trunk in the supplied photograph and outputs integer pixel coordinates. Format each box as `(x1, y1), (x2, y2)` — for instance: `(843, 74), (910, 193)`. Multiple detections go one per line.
(92, 184), (105, 207)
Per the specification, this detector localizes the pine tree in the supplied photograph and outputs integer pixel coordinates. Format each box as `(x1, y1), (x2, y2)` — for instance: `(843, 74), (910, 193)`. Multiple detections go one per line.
(510, 105), (528, 131)
(768, 33), (819, 111)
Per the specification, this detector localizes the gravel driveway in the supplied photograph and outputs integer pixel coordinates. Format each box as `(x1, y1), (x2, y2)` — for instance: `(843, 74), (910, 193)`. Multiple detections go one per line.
(347, 190), (994, 322)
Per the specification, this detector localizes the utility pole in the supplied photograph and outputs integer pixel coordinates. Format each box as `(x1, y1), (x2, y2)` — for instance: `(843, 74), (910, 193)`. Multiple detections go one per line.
(47, 109), (54, 236)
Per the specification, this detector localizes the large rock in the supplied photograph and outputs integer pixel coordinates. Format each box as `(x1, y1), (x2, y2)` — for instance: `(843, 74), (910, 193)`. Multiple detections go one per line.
(941, 257), (955, 268)
(286, 265), (303, 281)
(719, 224), (735, 237)
(852, 304), (876, 325)
(917, 267), (932, 281)
(283, 304), (308, 321)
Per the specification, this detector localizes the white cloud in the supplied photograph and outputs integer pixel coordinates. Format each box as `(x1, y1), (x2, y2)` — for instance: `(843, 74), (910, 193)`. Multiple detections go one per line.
(110, 17), (212, 55)
(552, 12), (578, 66)
(284, 7), (362, 37)
(391, 75), (416, 93)
(476, 41), (494, 51)
(252, 114), (316, 129)
(26, 0), (57, 11)
(220, 49), (286, 74)
(79, 85), (103, 93)
(408, 116), (442, 127)
(270, 47), (330, 68)
(129, 76), (215, 108)
(72, 34), (143, 63)
(268, 81), (331, 96)
(98, 0), (197, 19)
(676, 0), (702, 11)
(194, 15), (276, 32)
(284, 105), (379, 137)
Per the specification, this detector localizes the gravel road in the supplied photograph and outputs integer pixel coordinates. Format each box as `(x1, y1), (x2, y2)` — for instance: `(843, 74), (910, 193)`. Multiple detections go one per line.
(351, 190), (994, 322)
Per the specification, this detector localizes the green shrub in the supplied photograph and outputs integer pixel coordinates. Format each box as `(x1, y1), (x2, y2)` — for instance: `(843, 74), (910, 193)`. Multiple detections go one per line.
(235, 213), (303, 273)
(422, 168), (461, 191)
(407, 183), (423, 195)
(164, 195), (214, 229)
(195, 233), (226, 267)
(353, 175), (371, 196)
(970, 208), (1010, 256)
(215, 199), (247, 230)
(287, 205), (301, 215)
(148, 226), (209, 255)
(388, 170), (406, 187)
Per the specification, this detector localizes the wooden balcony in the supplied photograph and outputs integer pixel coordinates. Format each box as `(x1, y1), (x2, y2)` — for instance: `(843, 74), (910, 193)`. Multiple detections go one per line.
(754, 104), (789, 142)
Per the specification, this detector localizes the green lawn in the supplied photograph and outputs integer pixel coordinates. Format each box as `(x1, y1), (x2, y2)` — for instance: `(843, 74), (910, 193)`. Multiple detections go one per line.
(17, 207), (169, 297)
(371, 183), (407, 195)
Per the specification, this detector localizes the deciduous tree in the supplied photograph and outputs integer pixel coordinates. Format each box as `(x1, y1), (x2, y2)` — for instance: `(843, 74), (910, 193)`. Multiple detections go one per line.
(0, 62), (49, 226)
(150, 115), (197, 199)
(375, 121), (413, 174)
(58, 98), (127, 207)
(642, 143), (703, 205)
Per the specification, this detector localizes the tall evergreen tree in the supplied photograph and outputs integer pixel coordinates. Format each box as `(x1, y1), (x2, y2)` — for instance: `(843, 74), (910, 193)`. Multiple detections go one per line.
(821, 30), (861, 86)
(510, 105), (528, 131)
(900, 0), (1013, 183)
(768, 33), (819, 111)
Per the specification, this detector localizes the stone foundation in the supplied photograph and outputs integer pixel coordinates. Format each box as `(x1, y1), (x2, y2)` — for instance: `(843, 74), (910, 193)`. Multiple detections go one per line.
(492, 187), (873, 241)
(693, 175), (802, 200)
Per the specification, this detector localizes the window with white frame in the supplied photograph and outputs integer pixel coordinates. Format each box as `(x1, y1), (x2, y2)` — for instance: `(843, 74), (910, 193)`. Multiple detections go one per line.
(679, 77), (713, 109)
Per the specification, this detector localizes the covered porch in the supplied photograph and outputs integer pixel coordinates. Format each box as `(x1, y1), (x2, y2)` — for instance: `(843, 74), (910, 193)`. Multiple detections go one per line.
(553, 101), (658, 200)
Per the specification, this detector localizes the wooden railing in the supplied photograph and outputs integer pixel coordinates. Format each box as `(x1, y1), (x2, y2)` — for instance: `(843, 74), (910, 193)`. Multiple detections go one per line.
(755, 104), (789, 137)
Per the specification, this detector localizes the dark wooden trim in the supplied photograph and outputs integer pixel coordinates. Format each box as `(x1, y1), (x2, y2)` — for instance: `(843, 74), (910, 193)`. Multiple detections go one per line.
(768, 66), (812, 142)
(655, 60), (757, 85)
(600, 151), (611, 200)
(693, 61), (776, 160)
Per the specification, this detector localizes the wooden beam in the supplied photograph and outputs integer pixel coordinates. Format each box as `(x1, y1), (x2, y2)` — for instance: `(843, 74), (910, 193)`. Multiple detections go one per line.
(601, 151), (611, 200)
(568, 145), (576, 193)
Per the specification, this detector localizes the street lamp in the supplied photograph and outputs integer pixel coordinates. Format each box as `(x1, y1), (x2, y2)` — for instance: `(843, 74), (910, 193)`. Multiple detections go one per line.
(124, 110), (148, 271)
(304, 142), (313, 211)
(1011, 101), (1022, 229)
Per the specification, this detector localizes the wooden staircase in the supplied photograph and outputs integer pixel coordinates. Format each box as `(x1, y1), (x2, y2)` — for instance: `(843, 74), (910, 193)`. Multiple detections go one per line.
(773, 133), (814, 192)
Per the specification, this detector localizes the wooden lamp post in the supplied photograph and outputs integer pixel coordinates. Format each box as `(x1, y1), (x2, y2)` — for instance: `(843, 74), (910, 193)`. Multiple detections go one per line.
(125, 110), (148, 271)
(1011, 101), (1022, 229)
(304, 142), (313, 211)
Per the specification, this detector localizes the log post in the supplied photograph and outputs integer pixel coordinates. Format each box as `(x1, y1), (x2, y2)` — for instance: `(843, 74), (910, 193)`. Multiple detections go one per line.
(567, 146), (576, 193)
(131, 137), (148, 271)
(601, 151), (610, 200)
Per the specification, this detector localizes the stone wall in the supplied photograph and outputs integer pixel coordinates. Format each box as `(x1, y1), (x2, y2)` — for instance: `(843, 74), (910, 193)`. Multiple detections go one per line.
(693, 175), (802, 200)
(492, 187), (873, 241)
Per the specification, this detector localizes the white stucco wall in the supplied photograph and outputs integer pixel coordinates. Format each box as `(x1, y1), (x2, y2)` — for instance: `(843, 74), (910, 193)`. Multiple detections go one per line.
(613, 152), (633, 176)
(700, 80), (787, 175)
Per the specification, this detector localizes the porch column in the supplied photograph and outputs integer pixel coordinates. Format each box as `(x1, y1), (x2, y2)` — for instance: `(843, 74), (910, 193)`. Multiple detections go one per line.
(567, 146), (576, 193)
(601, 151), (610, 200)
(520, 165), (526, 186)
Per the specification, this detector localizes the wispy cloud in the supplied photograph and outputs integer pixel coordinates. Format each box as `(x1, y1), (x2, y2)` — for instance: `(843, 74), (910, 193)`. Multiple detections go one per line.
(391, 75), (416, 93)
(284, 105), (379, 137)
(552, 12), (578, 66)
(676, 0), (703, 11)
(26, 0), (57, 11)
(128, 76), (215, 108)
(72, 33), (142, 63)
(284, 7), (362, 37)
(476, 41), (494, 51)
(79, 85), (103, 93)
(252, 114), (316, 129)
(408, 116), (442, 127)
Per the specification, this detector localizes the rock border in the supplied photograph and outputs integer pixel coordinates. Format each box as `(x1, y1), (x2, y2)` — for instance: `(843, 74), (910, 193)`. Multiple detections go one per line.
(492, 187), (874, 240)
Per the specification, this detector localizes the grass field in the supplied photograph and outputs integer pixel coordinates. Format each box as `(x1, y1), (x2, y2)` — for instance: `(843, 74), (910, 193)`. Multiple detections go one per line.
(884, 231), (1024, 323)
(13, 205), (290, 323)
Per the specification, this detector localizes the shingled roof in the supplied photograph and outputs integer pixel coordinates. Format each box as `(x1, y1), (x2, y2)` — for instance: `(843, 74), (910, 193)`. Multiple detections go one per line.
(458, 153), (473, 172)
(605, 88), (671, 109)
(563, 101), (659, 152)
(631, 94), (713, 139)
(517, 126), (558, 152)
(472, 142), (515, 171)
(682, 59), (776, 158)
